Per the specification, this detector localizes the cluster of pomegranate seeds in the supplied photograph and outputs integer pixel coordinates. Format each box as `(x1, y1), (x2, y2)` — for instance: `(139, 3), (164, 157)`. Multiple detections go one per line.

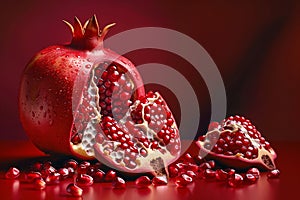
(222, 115), (271, 150)
(96, 63), (134, 120)
(3, 150), (280, 197)
(168, 153), (280, 188)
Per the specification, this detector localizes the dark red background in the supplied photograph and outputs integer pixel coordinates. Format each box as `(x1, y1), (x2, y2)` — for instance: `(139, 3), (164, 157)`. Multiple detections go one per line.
(0, 1), (299, 142)
(0, 1), (299, 199)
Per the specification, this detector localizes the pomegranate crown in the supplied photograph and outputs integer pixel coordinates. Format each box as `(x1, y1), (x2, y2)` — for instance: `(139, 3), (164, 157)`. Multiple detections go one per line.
(63, 14), (115, 50)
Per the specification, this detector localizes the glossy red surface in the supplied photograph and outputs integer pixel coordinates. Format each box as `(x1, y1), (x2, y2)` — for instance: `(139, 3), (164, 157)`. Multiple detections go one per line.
(0, 140), (297, 200)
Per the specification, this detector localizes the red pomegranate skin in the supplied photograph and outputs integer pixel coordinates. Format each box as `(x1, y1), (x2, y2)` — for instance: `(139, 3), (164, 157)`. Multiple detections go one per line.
(19, 16), (145, 158)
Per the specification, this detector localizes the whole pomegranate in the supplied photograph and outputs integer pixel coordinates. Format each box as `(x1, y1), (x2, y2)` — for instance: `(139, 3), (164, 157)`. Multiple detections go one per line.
(19, 15), (181, 174)
(196, 115), (277, 170)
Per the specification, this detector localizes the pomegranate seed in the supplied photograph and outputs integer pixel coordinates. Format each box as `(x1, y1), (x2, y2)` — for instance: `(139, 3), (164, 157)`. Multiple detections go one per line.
(207, 160), (215, 169)
(43, 161), (52, 169)
(5, 167), (20, 179)
(58, 168), (69, 180)
(175, 174), (193, 187)
(199, 162), (212, 170)
(67, 167), (75, 178)
(204, 169), (216, 180)
(80, 161), (91, 167)
(215, 169), (228, 181)
(168, 166), (179, 178)
(66, 183), (83, 197)
(76, 174), (93, 187)
(41, 166), (56, 179)
(225, 168), (236, 177)
(135, 176), (151, 188)
(186, 170), (197, 180)
(244, 173), (257, 184)
(175, 163), (186, 171)
(32, 162), (43, 171)
(92, 170), (105, 182)
(77, 164), (88, 174)
(33, 178), (46, 190)
(64, 159), (78, 169)
(104, 170), (117, 182)
(152, 176), (168, 186)
(228, 174), (244, 187)
(112, 177), (126, 189)
(186, 163), (199, 173)
(247, 167), (260, 179)
(25, 172), (42, 183)
(45, 172), (60, 185)
(267, 169), (280, 179)
(182, 153), (194, 163)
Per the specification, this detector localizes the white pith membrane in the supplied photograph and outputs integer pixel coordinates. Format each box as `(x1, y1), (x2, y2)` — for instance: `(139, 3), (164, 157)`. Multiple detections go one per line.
(73, 64), (181, 174)
(197, 123), (276, 170)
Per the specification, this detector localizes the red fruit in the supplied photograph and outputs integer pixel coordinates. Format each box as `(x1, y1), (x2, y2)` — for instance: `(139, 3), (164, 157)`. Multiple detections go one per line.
(19, 15), (145, 159)
(104, 170), (117, 182)
(267, 169), (280, 179)
(66, 183), (83, 197)
(228, 173), (244, 187)
(33, 178), (46, 190)
(175, 174), (193, 187)
(75, 174), (94, 186)
(112, 177), (126, 189)
(19, 15), (181, 176)
(196, 115), (277, 170)
(5, 167), (20, 179)
(152, 176), (168, 186)
(135, 176), (152, 188)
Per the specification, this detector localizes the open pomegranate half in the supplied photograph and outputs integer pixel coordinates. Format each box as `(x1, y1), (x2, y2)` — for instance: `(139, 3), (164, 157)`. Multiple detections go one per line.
(196, 115), (277, 170)
(19, 15), (181, 172)
(88, 91), (181, 173)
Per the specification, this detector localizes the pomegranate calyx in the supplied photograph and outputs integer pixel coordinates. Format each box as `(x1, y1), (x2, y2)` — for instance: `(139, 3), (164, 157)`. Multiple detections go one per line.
(63, 15), (115, 51)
